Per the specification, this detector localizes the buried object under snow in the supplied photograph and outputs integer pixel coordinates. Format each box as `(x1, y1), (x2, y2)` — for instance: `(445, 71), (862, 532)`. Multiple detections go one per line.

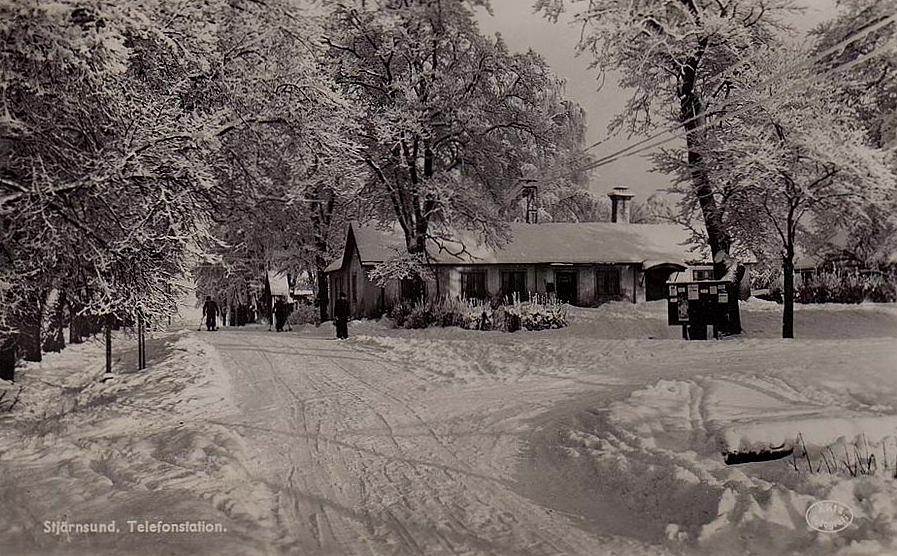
(723, 444), (793, 465)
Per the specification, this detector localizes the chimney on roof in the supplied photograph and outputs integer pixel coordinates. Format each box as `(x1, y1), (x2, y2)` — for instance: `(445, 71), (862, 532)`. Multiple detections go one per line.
(608, 187), (635, 224)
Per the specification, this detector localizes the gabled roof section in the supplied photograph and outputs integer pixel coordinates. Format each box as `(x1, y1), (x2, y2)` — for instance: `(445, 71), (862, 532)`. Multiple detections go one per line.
(324, 221), (407, 273)
(326, 221), (705, 270)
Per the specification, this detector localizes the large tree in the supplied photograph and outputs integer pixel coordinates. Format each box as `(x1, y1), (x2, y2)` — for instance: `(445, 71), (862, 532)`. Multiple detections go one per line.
(536, 0), (799, 263)
(1, 0), (219, 367)
(186, 0), (363, 322)
(700, 46), (895, 338)
(324, 0), (584, 277)
(802, 0), (897, 268)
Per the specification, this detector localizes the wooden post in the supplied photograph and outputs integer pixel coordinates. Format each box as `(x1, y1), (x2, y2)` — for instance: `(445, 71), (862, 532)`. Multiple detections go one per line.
(105, 314), (112, 375)
(166, 283), (172, 327)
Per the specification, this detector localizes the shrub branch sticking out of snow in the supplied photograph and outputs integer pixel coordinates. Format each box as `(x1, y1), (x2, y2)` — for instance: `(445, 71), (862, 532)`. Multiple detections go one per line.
(387, 294), (567, 331)
(788, 433), (897, 479)
(0, 385), (22, 412)
(498, 293), (568, 331)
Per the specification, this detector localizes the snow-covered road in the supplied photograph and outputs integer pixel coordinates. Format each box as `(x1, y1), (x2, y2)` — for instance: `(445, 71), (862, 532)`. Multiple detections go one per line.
(3, 301), (895, 555)
(203, 328), (666, 555)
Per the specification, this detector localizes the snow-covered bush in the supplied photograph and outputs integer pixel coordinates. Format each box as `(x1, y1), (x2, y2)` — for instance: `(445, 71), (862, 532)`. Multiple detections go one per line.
(792, 271), (897, 304)
(457, 299), (494, 331)
(386, 294), (565, 332)
(767, 270), (897, 304)
(387, 302), (412, 328)
(499, 293), (567, 331)
(391, 298), (494, 330)
(286, 303), (317, 325)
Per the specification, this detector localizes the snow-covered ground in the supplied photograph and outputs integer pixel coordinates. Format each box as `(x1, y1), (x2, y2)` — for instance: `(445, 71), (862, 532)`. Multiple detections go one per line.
(1, 300), (895, 555)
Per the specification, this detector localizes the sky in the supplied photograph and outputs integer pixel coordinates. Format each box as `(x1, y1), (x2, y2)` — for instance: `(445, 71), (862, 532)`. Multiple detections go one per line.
(474, 0), (842, 202)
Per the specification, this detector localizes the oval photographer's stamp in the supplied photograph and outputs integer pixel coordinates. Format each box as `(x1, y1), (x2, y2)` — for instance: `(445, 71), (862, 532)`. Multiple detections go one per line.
(805, 500), (854, 533)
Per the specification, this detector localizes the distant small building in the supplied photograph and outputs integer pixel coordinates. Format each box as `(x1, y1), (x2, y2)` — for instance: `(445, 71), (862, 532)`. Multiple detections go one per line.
(265, 271), (292, 301)
(323, 190), (748, 318)
(261, 271), (293, 321)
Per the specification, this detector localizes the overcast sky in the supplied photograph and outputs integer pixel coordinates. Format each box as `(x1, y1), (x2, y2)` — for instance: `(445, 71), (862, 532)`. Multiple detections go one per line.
(474, 0), (842, 201)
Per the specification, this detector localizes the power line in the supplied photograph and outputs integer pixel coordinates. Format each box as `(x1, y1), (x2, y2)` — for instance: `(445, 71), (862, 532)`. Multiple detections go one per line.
(530, 12), (897, 186)
(574, 45), (893, 176)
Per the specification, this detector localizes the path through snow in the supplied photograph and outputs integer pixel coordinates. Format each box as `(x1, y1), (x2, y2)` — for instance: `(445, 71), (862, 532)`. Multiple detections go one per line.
(202, 328), (669, 555)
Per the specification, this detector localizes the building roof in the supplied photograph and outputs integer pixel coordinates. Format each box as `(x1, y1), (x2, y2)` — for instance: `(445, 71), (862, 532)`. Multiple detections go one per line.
(326, 221), (708, 272)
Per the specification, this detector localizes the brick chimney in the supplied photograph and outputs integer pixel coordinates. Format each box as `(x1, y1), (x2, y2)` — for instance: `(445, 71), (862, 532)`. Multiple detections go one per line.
(608, 187), (635, 224)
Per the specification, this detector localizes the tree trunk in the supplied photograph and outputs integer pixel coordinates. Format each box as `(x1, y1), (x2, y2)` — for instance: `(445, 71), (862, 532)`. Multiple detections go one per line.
(0, 333), (16, 382)
(404, 228), (428, 303)
(782, 248), (795, 339)
(316, 256), (330, 323)
(105, 314), (113, 374)
(311, 185), (336, 322)
(681, 99), (731, 260)
(68, 297), (85, 344)
(43, 290), (66, 353)
(19, 291), (43, 362)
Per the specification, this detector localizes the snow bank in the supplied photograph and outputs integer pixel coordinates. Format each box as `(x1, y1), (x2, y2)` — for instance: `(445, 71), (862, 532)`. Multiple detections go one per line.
(565, 299), (897, 340)
(320, 301), (896, 555)
(0, 331), (276, 555)
(562, 372), (897, 555)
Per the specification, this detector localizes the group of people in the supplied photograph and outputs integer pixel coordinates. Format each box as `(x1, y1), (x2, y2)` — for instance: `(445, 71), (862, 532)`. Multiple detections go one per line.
(200, 292), (352, 339)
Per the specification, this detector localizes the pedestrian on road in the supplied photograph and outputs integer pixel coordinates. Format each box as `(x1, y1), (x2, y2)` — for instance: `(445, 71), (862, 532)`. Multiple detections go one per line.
(274, 298), (289, 332)
(334, 292), (349, 340)
(202, 296), (219, 331)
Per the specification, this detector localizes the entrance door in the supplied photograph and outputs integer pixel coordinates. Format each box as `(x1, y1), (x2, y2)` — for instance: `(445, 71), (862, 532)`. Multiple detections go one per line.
(645, 264), (686, 301)
(555, 271), (578, 305)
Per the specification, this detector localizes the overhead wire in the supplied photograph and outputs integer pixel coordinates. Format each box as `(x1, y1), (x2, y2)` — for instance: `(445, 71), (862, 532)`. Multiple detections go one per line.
(570, 43), (894, 177)
(526, 12), (897, 186)
(577, 47), (892, 171)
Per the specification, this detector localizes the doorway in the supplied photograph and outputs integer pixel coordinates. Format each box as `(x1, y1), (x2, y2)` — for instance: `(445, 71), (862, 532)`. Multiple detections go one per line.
(555, 271), (578, 305)
(644, 264), (686, 301)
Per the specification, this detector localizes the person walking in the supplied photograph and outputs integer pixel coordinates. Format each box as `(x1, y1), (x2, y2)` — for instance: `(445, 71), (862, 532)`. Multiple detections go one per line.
(202, 296), (219, 331)
(274, 298), (289, 332)
(334, 292), (349, 339)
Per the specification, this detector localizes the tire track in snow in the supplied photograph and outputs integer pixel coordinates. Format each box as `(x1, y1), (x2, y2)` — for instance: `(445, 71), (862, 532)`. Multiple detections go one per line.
(265, 337), (569, 555)
(315, 344), (594, 555)
(291, 344), (483, 554)
(208, 330), (651, 555)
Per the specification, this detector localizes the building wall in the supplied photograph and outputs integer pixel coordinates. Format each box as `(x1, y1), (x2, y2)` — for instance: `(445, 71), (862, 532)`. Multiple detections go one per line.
(535, 266), (551, 296)
(330, 260), (648, 318)
(580, 267), (596, 304)
(328, 235), (383, 319)
(621, 264), (640, 304)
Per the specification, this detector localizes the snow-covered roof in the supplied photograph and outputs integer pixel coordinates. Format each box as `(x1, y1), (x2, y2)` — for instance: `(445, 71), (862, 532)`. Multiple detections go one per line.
(326, 221), (708, 272)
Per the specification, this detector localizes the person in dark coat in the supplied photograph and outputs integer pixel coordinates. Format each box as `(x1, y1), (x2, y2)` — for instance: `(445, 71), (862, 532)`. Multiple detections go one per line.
(334, 292), (349, 339)
(202, 296), (219, 331)
(274, 298), (289, 332)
